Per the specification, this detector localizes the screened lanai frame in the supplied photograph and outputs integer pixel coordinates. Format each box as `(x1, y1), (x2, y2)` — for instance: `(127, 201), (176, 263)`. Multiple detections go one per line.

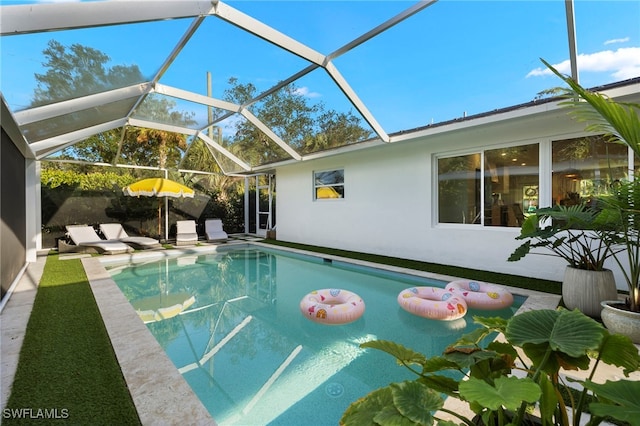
(0, 0), (601, 174)
(2, 1), (436, 171)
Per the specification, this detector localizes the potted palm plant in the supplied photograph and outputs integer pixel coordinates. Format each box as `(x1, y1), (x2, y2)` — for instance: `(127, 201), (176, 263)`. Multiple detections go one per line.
(596, 180), (640, 342)
(542, 59), (640, 341)
(508, 203), (620, 317)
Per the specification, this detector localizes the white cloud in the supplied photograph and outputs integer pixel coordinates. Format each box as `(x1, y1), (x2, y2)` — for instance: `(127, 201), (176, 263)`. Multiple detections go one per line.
(293, 86), (322, 98)
(526, 47), (640, 80)
(604, 37), (630, 45)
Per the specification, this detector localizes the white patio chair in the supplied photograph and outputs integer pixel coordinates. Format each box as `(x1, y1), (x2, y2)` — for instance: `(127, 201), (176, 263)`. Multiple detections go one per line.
(176, 220), (198, 246)
(204, 219), (229, 242)
(64, 225), (133, 255)
(99, 223), (163, 250)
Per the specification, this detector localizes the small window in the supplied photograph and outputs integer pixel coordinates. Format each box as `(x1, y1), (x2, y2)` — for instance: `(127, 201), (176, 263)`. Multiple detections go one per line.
(314, 169), (344, 200)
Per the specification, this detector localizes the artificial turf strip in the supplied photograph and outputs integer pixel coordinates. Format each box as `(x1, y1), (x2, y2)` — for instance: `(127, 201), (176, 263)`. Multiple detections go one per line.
(261, 239), (562, 295)
(4, 254), (141, 426)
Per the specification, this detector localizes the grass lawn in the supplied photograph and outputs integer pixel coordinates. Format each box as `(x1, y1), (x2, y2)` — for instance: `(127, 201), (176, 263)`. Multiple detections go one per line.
(3, 254), (141, 426)
(2, 241), (560, 425)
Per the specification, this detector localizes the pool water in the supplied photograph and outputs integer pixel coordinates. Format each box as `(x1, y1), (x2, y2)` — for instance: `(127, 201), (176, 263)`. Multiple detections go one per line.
(107, 247), (523, 425)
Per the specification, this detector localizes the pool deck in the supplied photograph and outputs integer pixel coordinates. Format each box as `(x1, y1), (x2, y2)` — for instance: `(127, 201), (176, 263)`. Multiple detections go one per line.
(2, 241), (638, 425)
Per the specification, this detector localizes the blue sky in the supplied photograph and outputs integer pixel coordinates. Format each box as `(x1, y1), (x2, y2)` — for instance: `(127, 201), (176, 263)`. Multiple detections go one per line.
(1, 0), (639, 134)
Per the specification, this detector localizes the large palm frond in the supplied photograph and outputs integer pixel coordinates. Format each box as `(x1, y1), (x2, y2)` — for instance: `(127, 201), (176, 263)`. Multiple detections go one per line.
(541, 58), (640, 158)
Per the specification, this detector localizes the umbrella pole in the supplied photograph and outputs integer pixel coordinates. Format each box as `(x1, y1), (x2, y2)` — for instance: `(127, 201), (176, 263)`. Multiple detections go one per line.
(158, 199), (162, 240)
(165, 196), (169, 241)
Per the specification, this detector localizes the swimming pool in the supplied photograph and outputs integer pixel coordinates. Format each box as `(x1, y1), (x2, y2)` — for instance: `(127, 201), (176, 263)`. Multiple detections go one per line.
(107, 246), (523, 425)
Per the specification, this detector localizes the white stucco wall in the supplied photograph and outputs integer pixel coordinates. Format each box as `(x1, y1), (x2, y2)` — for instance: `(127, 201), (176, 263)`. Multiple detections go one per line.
(274, 106), (630, 290)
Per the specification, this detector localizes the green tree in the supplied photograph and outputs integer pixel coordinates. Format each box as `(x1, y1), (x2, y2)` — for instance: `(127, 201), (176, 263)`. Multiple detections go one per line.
(303, 109), (373, 154)
(41, 168), (136, 190)
(123, 127), (189, 169)
(55, 131), (122, 164)
(34, 40), (195, 169)
(32, 40), (144, 106)
(222, 78), (373, 165)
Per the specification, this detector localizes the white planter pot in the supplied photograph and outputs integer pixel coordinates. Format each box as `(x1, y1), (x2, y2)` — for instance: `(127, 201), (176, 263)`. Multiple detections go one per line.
(562, 267), (618, 318)
(600, 301), (640, 344)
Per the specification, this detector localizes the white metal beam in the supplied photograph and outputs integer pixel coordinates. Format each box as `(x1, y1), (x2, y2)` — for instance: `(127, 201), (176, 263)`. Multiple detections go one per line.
(1, 0), (438, 168)
(240, 108), (302, 161)
(178, 168), (226, 176)
(128, 118), (199, 136)
(46, 158), (164, 172)
(149, 16), (207, 86)
(564, 0), (579, 84)
(1, 1), (216, 36)
(327, 0), (438, 62)
(201, 140), (227, 172)
(324, 62), (389, 142)
(197, 132), (251, 172)
(213, 1), (325, 66)
(112, 127), (129, 166)
(122, 15), (208, 131)
(242, 64), (320, 109)
(1, 95), (34, 159)
(156, 61), (381, 162)
(206, 63), (319, 128)
(33, 118), (127, 159)
(13, 83), (153, 126)
(129, 118), (252, 171)
(154, 84), (241, 112)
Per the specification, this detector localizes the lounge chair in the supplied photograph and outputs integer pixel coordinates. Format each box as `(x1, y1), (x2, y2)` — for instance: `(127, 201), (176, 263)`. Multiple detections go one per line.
(176, 220), (198, 246)
(204, 219), (228, 242)
(64, 225), (133, 255)
(99, 223), (163, 250)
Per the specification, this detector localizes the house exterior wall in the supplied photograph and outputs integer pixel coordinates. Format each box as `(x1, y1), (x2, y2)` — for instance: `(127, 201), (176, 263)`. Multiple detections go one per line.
(275, 107), (629, 290)
(1, 127), (27, 300)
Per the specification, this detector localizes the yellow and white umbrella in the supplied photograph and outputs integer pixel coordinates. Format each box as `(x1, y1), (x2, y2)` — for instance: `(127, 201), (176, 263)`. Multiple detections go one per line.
(123, 178), (195, 240)
(123, 178), (195, 198)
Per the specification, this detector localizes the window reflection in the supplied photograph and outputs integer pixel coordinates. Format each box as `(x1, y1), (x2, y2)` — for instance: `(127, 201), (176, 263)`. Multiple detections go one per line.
(436, 137), (635, 227)
(485, 144), (539, 227)
(314, 169), (344, 200)
(552, 136), (629, 206)
(438, 144), (539, 227)
(438, 154), (481, 224)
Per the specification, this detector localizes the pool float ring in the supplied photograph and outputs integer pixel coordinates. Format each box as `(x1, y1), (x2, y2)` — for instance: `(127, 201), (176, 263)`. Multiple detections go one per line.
(397, 287), (467, 321)
(445, 280), (514, 310)
(300, 289), (365, 325)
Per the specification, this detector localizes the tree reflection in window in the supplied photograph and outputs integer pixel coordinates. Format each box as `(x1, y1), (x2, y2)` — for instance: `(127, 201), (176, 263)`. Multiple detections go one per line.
(552, 135), (628, 206)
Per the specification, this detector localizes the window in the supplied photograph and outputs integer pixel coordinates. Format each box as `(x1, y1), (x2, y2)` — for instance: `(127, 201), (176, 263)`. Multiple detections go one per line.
(437, 143), (539, 227)
(485, 144), (539, 227)
(438, 154), (481, 224)
(437, 136), (640, 227)
(552, 135), (629, 206)
(314, 169), (344, 200)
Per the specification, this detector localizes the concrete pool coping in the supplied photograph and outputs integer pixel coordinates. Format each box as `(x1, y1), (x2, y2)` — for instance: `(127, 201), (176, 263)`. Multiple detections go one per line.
(3, 241), (564, 424)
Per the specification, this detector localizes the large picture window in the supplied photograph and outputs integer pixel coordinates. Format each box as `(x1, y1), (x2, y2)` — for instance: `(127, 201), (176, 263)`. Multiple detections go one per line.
(438, 154), (481, 224)
(314, 169), (344, 200)
(437, 136), (638, 227)
(552, 135), (629, 206)
(485, 144), (539, 227)
(437, 143), (539, 227)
